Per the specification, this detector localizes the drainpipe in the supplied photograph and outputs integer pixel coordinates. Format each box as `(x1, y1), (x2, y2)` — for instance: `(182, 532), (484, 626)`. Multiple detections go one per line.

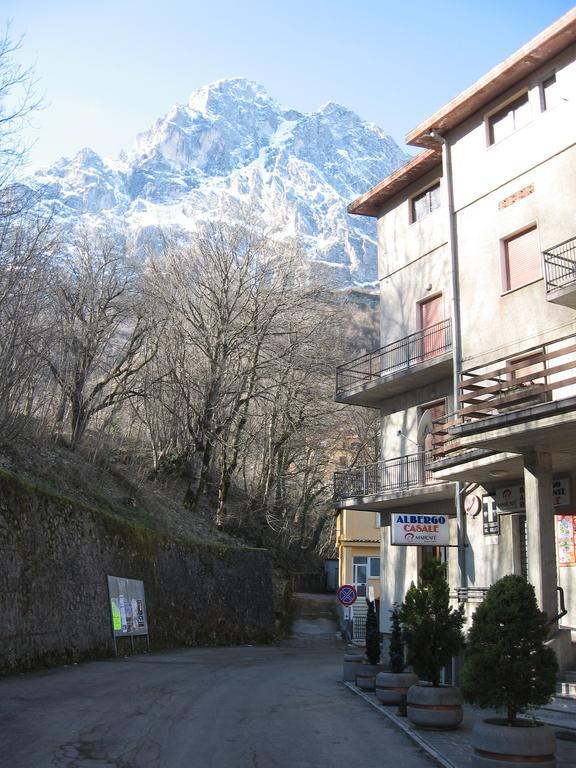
(428, 129), (467, 590)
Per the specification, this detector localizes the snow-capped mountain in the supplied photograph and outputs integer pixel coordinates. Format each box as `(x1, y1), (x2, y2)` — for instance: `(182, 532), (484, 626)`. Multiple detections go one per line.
(32, 79), (409, 286)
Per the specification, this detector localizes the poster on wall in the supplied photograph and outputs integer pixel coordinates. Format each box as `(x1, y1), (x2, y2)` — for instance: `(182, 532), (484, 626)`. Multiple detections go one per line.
(390, 513), (450, 546)
(555, 516), (576, 567)
(107, 576), (149, 636)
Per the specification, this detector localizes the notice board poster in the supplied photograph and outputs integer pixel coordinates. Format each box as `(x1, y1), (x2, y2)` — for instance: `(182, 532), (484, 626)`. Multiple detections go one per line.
(555, 516), (576, 567)
(107, 576), (149, 636)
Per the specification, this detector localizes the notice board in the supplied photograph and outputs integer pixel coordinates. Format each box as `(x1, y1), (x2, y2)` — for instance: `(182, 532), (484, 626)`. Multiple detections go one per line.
(107, 575), (149, 636)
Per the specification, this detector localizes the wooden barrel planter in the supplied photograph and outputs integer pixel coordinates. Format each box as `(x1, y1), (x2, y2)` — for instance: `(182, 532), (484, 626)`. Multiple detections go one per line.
(375, 671), (418, 705)
(342, 654), (363, 682)
(356, 663), (386, 691)
(406, 684), (463, 730)
(471, 719), (556, 768)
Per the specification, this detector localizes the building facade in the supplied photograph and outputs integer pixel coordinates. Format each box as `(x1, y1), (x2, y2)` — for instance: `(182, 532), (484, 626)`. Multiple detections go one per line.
(334, 9), (576, 670)
(335, 508), (380, 642)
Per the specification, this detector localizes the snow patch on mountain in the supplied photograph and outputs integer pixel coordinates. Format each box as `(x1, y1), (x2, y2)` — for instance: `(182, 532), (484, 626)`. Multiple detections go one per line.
(30, 78), (409, 286)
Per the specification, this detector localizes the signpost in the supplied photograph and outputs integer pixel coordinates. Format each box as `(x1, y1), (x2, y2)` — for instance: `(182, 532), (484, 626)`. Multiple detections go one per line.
(337, 584), (358, 606)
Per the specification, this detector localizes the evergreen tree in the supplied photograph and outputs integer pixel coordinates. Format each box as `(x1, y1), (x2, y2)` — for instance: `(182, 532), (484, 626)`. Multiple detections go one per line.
(365, 599), (381, 666)
(400, 558), (464, 686)
(389, 605), (405, 673)
(460, 575), (557, 725)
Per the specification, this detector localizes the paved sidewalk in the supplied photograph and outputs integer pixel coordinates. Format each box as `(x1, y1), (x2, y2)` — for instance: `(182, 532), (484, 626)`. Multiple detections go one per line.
(344, 683), (576, 768)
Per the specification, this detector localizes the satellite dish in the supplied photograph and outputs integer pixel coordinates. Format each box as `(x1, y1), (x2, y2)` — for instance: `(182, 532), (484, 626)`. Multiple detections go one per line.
(416, 409), (434, 449)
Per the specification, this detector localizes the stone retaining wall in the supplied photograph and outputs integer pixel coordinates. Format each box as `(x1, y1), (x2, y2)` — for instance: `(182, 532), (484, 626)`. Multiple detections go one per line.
(0, 470), (275, 673)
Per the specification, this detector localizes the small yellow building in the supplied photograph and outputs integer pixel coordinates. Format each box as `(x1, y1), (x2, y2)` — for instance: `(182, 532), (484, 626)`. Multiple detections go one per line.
(335, 508), (381, 642)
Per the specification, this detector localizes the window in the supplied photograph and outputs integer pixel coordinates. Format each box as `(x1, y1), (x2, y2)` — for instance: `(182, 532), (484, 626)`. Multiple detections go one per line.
(501, 225), (541, 292)
(540, 74), (561, 111)
(369, 557), (380, 578)
(488, 92), (530, 145)
(411, 182), (441, 222)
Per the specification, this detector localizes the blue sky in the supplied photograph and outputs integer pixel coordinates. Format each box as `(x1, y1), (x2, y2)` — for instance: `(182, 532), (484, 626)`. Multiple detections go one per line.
(4, 1), (576, 171)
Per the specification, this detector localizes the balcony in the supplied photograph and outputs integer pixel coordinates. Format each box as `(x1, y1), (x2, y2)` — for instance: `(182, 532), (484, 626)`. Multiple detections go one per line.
(335, 318), (453, 407)
(443, 335), (576, 465)
(543, 235), (576, 308)
(333, 450), (454, 511)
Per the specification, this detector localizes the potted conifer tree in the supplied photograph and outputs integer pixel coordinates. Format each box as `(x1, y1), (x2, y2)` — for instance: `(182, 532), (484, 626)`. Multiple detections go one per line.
(356, 599), (384, 691)
(400, 558), (465, 729)
(460, 575), (558, 768)
(375, 605), (418, 704)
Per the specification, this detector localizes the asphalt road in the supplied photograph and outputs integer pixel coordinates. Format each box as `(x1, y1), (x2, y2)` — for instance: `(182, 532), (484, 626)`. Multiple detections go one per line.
(0, 644), (434, 768)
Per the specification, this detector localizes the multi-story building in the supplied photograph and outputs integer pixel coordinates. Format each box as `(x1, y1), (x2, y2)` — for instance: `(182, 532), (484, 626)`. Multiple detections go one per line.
(334, 8), (576, 670)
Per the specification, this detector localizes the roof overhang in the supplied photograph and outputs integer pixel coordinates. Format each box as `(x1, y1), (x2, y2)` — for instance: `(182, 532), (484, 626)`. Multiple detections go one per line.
(406, 8), (576, 149)
(347, 148), (441, 217)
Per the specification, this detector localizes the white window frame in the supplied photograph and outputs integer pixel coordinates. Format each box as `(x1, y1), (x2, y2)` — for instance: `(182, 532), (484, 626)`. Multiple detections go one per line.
(486, 91), (531, 146)
(410, 180), (441, 223)
(539, 72), (560, 112)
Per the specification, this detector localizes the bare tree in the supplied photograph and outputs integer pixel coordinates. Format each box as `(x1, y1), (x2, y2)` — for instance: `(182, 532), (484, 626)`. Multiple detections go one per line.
(44, 230), (155, 449)
(0, 26), (42, 216)
(0, 212), (56, 442)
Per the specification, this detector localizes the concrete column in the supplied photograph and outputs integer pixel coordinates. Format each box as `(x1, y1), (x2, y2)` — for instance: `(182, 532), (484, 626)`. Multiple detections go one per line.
(523, 450), (557, 621)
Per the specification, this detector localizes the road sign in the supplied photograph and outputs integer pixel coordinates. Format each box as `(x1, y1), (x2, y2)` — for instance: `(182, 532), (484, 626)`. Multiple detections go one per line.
(337, 584), (358, 606)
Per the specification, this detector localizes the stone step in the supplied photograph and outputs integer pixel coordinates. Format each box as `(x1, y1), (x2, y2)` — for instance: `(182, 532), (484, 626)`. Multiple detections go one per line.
(539, 694), (576, 716)
(556, 681), (576, 697)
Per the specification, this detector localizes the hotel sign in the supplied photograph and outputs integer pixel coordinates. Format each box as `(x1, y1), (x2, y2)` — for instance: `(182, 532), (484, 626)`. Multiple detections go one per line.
(494, 478), (570, 514)
(391, 513), (450, 546)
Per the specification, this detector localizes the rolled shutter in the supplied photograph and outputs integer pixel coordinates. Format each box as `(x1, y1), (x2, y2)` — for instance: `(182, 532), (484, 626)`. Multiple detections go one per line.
(505, 226), (541, 291)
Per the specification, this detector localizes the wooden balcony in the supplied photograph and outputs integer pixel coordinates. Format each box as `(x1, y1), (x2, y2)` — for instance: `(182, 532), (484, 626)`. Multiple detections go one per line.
(543, 235), (576, 308)
(441, 335), (576, 460)
(335, 319), (453, 407)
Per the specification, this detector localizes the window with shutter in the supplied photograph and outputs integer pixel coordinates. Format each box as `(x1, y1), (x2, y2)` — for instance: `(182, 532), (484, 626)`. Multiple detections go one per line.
(502, 226), (541, 292)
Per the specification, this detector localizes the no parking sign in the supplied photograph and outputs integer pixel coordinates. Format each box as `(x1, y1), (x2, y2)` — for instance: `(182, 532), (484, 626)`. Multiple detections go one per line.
(337, 584), (358, 606)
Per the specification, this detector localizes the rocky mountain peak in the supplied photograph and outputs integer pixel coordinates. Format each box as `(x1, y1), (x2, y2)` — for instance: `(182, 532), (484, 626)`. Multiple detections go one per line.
(28, 79), (410, 287)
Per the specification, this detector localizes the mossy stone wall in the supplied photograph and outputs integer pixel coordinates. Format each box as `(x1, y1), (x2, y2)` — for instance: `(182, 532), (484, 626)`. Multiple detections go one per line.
(0, 470), (275, 674)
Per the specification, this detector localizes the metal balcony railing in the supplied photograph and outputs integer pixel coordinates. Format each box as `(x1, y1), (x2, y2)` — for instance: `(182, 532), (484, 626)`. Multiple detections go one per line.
(336, 318), (452, 397)
(333, 450), (439, 501)
(543, 235), (576, 293)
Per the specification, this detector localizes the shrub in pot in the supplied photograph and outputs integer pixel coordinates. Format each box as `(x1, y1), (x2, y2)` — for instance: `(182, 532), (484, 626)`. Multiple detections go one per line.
(460, 575), (558, 768)
(365, 599), (381, 666)
(356, 599), (384, 691)
(375, 605), (418, 705)
(400, 558), (465, 729)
